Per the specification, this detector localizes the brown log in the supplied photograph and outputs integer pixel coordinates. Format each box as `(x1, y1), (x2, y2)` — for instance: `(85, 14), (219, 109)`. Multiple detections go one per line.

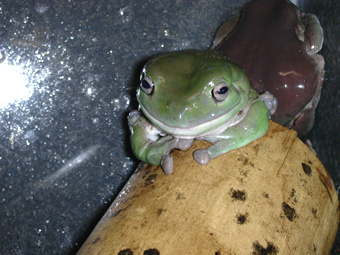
(77, 121), (339, 255)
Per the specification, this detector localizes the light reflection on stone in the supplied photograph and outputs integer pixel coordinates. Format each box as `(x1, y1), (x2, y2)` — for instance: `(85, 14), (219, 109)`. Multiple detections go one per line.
(0, 60), (32, 108)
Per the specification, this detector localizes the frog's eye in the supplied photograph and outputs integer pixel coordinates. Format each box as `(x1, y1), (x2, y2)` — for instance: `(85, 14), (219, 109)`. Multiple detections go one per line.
(140, 76), (154, 96)
(212, 82), (229, 102)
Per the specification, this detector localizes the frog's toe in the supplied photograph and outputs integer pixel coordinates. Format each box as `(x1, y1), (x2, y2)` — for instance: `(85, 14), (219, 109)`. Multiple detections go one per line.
(177, 139), (194, 150)
(259, 91), (278, 115)
(193, 149), (211, 165)
(161, 155), (173, 175)
(127, 110), (141, 127)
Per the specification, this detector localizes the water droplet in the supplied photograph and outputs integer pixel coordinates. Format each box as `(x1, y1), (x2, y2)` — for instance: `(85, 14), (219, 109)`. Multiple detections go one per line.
(25, 130), (36, 143)
(35, 3), (49, 14)
(119, 7), (134, 24)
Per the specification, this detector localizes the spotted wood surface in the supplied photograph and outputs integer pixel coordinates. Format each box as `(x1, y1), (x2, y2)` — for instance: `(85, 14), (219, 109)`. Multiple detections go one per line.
(77, 121), (339, 255)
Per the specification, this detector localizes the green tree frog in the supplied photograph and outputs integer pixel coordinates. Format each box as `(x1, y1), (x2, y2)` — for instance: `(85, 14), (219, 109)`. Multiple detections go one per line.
(128, 50), (276, 175)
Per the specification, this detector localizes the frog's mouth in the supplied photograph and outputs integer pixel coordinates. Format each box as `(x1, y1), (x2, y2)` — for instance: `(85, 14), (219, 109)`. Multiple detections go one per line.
(140, 100), (254, 139)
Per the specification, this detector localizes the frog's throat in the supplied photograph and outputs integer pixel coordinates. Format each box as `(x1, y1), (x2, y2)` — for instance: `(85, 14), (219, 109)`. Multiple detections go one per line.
(140, 99), (257, 139)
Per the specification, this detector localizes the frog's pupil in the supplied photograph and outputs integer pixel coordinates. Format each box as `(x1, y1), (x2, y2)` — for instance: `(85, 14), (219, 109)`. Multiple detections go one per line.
(142, 79), (151, 89)
(218, 86), (228, 94)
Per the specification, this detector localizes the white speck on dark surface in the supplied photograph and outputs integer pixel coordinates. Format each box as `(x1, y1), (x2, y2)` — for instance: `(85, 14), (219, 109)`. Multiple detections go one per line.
(0, 0), (339, 254)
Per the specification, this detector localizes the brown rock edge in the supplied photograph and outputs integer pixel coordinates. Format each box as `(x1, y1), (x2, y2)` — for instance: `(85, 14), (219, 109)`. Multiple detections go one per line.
(77, 121), (339, 255)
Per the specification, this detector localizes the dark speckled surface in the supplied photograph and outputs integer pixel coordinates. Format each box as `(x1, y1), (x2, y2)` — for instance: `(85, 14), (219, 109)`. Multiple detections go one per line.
(0, 0), (339, 254)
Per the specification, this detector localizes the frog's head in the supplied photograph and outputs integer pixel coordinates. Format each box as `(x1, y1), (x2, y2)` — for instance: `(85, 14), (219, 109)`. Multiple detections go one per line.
(137, 50), (252, 138)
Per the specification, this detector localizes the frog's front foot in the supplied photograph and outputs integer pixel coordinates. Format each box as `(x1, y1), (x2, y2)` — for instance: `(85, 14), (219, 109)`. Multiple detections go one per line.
(259, 91), (278, 116)
(177, 139), (194, 150)
(193, 149), (211, 165)
(127, 110), (142, 127)
(160, 138), (193, 175)
(301, 13), (323, 54)
(161, 155), (173, 175)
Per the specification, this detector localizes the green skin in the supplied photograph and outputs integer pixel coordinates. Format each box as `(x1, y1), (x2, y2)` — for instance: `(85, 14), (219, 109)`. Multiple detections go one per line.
(128, 50), (269, 175)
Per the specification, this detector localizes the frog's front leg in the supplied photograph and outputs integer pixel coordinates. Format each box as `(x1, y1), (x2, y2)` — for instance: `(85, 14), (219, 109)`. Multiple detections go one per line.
(194, 100), (268, 165)
(128, 110), (194, 174)
(299, 13), (323, 54)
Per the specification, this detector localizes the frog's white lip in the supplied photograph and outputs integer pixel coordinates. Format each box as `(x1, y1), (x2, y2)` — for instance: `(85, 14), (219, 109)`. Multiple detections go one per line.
(139, 100), (252, 139)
